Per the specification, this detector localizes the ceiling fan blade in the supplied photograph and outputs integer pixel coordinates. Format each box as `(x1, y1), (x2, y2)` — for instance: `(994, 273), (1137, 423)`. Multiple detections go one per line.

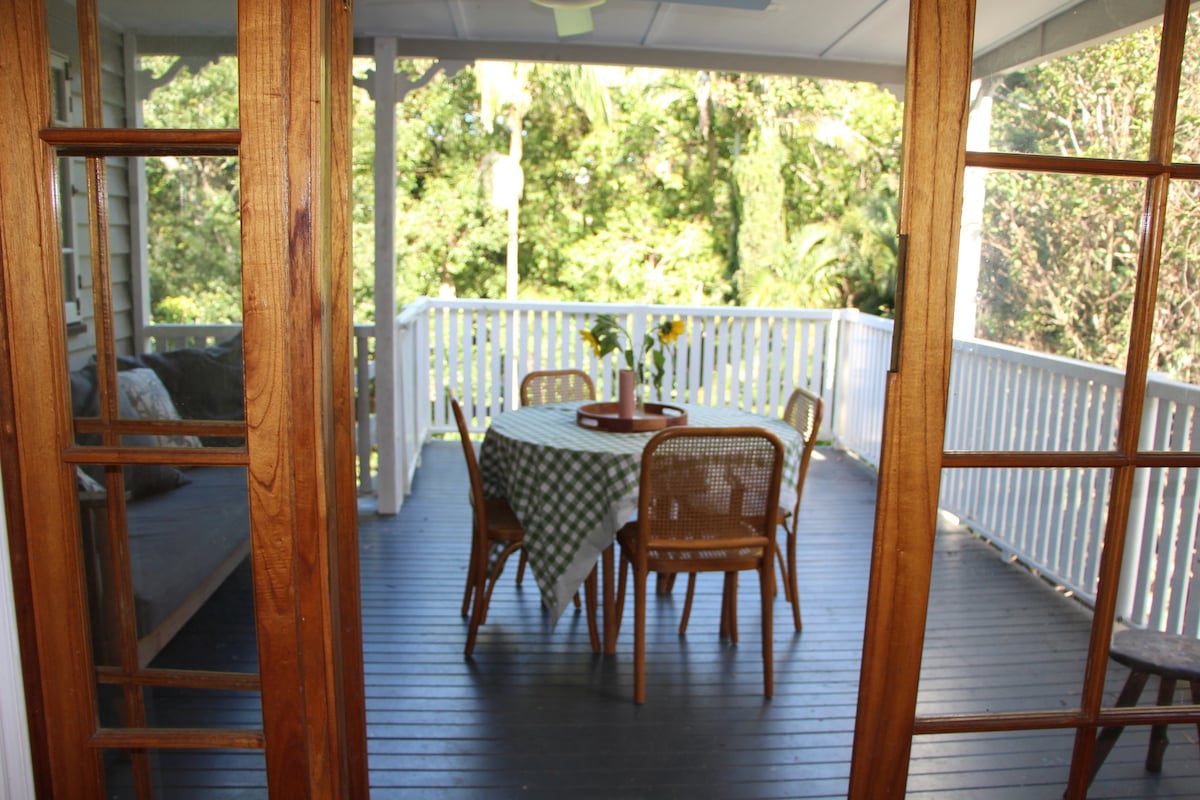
(553, 6), (596, 36)
(637, 0), (772, 9)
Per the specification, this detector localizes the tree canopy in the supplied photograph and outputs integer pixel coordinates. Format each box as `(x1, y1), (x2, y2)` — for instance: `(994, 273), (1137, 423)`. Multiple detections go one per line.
(138, 14), (1200, 385)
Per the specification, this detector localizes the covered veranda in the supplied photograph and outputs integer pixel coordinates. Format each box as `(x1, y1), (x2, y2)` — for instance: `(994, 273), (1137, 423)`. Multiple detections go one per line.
(137, 439), (1200, 798)
(5, 1), (1198, 797)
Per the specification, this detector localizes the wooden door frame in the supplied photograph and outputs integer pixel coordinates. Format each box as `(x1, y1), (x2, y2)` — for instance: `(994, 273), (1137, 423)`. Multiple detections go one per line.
(850, 1), (1200, 796)
(0, 0), (367, 796)
(847, 0), (974, 795)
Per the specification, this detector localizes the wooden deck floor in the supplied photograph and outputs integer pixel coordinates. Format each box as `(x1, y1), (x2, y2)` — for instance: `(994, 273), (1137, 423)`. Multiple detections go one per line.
(130, 441), (1200, 799)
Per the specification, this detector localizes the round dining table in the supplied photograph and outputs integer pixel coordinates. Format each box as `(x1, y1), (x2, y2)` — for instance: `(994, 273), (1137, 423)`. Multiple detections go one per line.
(477, 400), (804, 654)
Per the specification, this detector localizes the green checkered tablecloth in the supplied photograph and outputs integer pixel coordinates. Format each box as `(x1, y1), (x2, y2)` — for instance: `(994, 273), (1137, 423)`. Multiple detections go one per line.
(478, 401), (804, 621)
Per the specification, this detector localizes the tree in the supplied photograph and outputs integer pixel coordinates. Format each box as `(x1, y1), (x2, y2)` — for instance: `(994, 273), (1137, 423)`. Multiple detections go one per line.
(140, 56), (242, 323)
(476, 61), (612, 300)
(977, 14), (1200, 383)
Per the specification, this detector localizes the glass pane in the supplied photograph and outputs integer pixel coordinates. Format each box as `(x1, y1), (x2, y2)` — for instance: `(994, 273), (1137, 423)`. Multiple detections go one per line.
(104, 748), (267, 800)
(80, 468), (253, 668)
(924, 468), (1113, 715)
(971, 7), (1160, 160)
(45, 0), (237, 129)
(68, 154), (244, 447)
(951, 170), (1143, 451)
(1115, 468), (1200, 637)
(908, 730), (1076, 796)
(1175, 10), (1200, 163)
(1151, 179), (1200, 386)
(46, 1), (82, 129)
(137, 55), (239, 130)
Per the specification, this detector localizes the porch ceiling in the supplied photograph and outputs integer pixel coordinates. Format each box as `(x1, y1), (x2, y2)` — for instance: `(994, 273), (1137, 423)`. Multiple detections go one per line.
(115, 0), (1166, 87)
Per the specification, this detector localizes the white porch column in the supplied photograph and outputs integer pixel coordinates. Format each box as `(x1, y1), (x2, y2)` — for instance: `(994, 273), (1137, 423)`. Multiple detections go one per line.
(371, 37), (402, 515)
(954, 78), (993, 340)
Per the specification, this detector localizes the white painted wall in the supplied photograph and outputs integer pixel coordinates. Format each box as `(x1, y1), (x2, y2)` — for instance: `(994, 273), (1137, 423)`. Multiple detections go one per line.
(0, 466), (36, 799)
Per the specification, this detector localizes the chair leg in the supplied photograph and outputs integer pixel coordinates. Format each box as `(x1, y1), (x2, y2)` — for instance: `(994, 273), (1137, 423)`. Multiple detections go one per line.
(461, 535), (479, 618)
(585, 566), (600, 654)
(787, 527), (802, 632)
(516, 549), (527, 586)
(1090, 670), (1150, 783)
(656, 573), (676, 595)
(633, 564), (648, 704)
(679, 573), (696, 635)
(774, 545), (788, 601)
(760, 562), (774, 699)
(464, 543), (490, 658)
(1145, 676), (1177, 773)
(615, 551), (628, 634)
(720, 572), (738, 643)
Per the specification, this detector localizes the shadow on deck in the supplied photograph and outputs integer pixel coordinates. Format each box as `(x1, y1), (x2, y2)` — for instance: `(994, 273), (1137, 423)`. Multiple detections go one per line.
(132, 441), (1200, 799)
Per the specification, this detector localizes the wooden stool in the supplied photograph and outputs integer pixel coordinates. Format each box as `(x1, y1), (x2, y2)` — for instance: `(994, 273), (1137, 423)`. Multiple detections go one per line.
(1090, 629), (1200, 784)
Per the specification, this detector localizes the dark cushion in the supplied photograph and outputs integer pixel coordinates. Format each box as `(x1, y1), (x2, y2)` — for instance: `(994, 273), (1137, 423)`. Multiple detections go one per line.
(116, 333), (244, 422)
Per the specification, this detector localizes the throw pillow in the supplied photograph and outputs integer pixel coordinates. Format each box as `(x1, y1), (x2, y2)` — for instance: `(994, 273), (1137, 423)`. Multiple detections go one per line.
(117, 368), (203, 449)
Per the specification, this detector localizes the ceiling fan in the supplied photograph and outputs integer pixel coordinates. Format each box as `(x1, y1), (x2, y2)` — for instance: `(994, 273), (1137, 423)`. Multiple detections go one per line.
(529, 0), (771, 38)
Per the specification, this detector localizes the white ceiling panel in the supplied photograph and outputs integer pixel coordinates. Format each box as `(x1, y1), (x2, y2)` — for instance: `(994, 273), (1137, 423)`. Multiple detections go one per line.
(100, 0), (1166, 85)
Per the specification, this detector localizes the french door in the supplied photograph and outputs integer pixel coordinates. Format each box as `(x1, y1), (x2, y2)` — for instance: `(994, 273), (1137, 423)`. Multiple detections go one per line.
(851, 0), (1200, 796)
(0, 0), (366, 796)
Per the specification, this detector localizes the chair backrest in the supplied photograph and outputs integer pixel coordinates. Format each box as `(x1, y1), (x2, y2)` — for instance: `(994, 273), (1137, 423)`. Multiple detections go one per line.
(450, 395), (488, 533)
(633, 426), (784, 559)
(520, 369), (596, 406)
(782, 387), (823, 517)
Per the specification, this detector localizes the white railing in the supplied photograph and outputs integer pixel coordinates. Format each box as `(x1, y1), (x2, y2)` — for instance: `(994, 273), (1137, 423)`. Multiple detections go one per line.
(148, 301), (1200, 638)
(818, 317), (1199, 636)
(938, 340), (1200, 637)
(830, 312), (892, 466)
(411, 298), (837, 439)
(143, 323), (378, 497)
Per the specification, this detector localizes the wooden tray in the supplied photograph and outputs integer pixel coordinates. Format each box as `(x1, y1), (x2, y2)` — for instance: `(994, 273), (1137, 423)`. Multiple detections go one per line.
(576, 402), (688, 433)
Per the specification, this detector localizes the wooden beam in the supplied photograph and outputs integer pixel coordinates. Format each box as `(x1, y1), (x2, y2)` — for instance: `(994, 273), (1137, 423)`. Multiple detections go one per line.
(0, 0), (104, 795)
(846, 0), (974, 796)
(239, 0), (361, 795)
(331, 0), (371, 796)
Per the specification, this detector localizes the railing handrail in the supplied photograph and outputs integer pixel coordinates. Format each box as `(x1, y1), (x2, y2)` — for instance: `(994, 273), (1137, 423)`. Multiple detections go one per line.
(414, 296), (840, 322)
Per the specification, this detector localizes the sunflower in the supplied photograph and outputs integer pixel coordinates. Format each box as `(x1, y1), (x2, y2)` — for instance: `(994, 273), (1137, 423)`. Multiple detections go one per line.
(656, 319), (685, 346)
(579, 329), (602, 358)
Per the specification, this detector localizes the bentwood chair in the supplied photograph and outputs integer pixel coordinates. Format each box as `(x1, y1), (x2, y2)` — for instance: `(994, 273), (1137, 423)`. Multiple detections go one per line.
(615, 426), (784, 703)
(452, 396), (525, 658)
(677, 387), (822, 637)
(519, 368), (596, 406)
(452, 395), (598, 656)
(515, 368), (596, 585)
(775, 386), (823, 631)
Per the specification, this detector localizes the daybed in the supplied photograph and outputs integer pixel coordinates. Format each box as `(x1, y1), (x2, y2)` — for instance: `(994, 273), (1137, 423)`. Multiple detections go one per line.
(72, 334), (250, 668)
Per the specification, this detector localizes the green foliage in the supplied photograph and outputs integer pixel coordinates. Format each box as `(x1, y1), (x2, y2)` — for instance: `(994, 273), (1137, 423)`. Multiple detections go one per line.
(142, 56), (904, 325)
(133, 16), (1200, 388)
(381, 63), (901, 311)
(141, 57), (242, 323)
(978, 13), (1200, 383)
